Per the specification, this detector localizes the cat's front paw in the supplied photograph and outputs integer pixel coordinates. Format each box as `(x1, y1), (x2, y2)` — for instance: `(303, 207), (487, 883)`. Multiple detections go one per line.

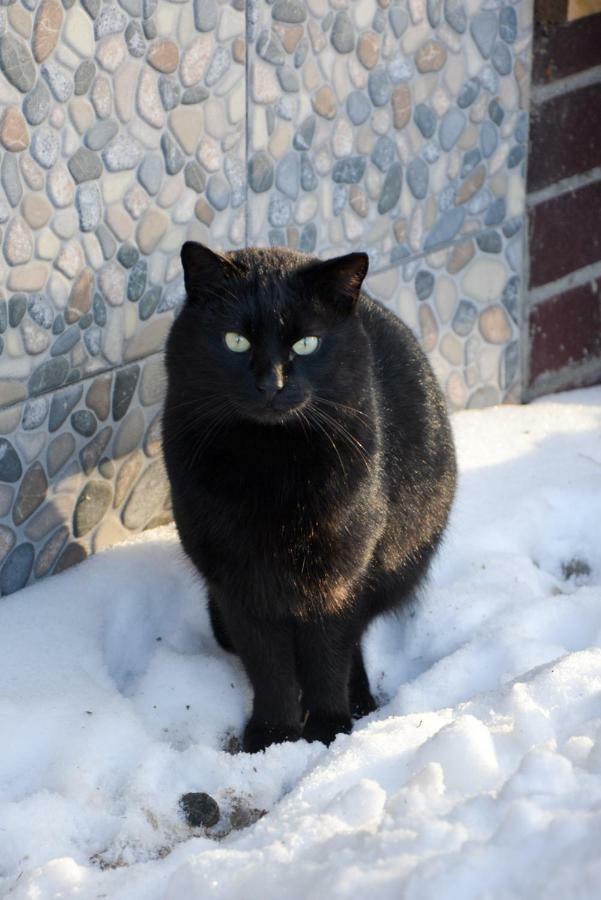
(303, 713), (352, 746)
(242, 718), (301, 754)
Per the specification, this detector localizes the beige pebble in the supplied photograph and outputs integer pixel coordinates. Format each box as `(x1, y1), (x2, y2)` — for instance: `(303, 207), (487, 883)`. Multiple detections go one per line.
(33, 0), (63, 64)
(136, 208), (169, 254)
(0, 107), (29, 152)
(148, 40), (179, 74)
(312, 85), (337, 119)
(479, 306), (512, 344)
(21, 193), (51, 229)
(415, 40), (446, 73)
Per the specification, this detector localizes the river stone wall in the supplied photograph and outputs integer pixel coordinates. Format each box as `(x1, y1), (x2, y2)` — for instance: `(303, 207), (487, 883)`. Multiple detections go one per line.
(0, 0), (533, 594)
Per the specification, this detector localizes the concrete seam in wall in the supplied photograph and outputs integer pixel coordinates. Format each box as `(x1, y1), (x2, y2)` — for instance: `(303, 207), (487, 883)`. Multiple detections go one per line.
(530, 63), (601, 103)
(526, 258), (601, 309)
(527, 166), (601, 207)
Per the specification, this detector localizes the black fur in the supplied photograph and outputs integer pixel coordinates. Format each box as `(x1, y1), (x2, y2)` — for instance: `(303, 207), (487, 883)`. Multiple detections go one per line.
(163, 243), (456, 752)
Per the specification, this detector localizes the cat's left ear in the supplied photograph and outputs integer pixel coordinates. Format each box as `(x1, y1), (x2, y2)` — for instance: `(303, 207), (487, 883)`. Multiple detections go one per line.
(298, 252), (369, 313)
(181, 241), (237, 302)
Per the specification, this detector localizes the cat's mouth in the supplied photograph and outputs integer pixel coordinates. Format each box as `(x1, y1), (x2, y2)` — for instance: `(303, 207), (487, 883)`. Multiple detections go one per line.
(245, 396), (310, 425)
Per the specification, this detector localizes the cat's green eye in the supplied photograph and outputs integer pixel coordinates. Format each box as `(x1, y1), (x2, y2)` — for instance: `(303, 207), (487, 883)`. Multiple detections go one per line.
(225, 332), (250, 353)
(292, 336), (320, 356)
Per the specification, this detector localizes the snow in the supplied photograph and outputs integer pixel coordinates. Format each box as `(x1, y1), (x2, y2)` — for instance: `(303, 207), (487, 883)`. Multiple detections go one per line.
(1, 387), (601, 899)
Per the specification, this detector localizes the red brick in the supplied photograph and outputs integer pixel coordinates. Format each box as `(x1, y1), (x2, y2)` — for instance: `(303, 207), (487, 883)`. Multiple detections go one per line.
(528, 83), (601, 192)
(532, 13), (601, 84)
(528, 280), (601, 383)
(528, 179), (601, 288)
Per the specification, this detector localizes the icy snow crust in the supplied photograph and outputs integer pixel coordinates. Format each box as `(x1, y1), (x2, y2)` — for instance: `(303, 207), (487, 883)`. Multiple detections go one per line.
(1, 388), (601, 899)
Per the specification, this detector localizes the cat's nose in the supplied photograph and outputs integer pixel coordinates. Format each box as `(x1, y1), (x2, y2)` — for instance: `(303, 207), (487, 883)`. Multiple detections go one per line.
(256, 365), (285, 404)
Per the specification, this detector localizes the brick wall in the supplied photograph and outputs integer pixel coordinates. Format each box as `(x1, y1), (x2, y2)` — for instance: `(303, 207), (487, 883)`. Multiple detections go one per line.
(525, 9), (601, 397)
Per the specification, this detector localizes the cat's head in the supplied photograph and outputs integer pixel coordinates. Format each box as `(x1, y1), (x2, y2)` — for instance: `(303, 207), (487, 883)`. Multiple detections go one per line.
(169, 242), (370, 425)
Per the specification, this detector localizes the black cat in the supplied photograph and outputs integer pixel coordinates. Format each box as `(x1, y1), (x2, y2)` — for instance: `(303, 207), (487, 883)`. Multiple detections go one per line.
(162, 243), (456, 753)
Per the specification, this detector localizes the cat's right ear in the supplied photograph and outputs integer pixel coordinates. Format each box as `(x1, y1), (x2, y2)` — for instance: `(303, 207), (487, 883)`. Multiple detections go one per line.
(181, 242), (235, 302)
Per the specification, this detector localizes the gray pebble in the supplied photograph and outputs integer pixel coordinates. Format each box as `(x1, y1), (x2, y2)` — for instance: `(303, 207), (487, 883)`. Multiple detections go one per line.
(84, 325), (102, 356)
(76, 183), (102, 232)
(272, 0), (307, 24)
(480, 120), (497, 157)
(406, 157), (429, 199)
(31, 126), (59, 169)
(427, 0), (442, 28)
(331, 10), (354, 53)
(74, 60), (96, 95)
(160, 134), (184, 175)
(51, 325), (81, 358)
(117, 244), (139, 267)
(96, 224), (116, 260)
(389, 7), (408, 38)
(479, 65), (498, 94)
(457, 77), (479, 109)
(248, 151), (274, 193)
(346, 90), (371, 126)
(515, 112), (528, 144)
(453, 299), (477, 335)
(158, 277), (185, 312)
(332, 156), (367, 184)
(113, 364), (140, 420)
(470, 11), (497, 60)
(499, 6), (517, 43)
(488, 99), (504, 126)
(94, 5), (127, 39)
(194, 0), (218, 32)
(388, 57), (412, 84)
(268, 193), (291, 227)
(71, 410), (97, 437)
(205, 46), (229, 87)
(415, 270), (434, 300)
(85, 118), (118, 151)
(139, 286), (161, 321)
(275, 152), (299, 200)
(127, 259), (147, 301)
(508, 144), (525, 168)
(22, 397), (48, 431)
(52, 314), (65, 335)
(414, 103), (436, 139)
(206, 174), (230, 211)
(501, 341), (519, 390)
(27, 295), (53, 329)
(492, 41), (511, 76)
(300, 154), (317, 191)
(476, 230), (502, 253)
(143, 18), (157, 40)
(461, 148), (481, 177)
(257, 28), (285, 65)
(182, 85), (209, 104)
(368, 67), (391, 107)
(444, 0), (467, 33)
(82, 0), (101, 18)
(9, 295), (26, 328)
(299, 223), (316, 253)
(23, 80), (51, 125)
(439, 108), (465, 151)
(294, 37), (308, 68)
(125, 20), (146, 58)
(333, 184), (347, 215)
(0, 33), (35, 93)
(138, 154), (163, 195)
(1, 154), (22, 206)
(184, 161), (206, 193)
(377, 162), (402, 214)
(0, 543), (34, 596)
(424, 207), (465, 249)
(93, 293), (107, 326)
(68, 147), (102, 182)
(28, 358), (69, 396)
(0, 438), (22, 483)
(277, 66), (299, 92)
(422, 141), (440, 164)
(485, 197), (505, 226)
(292, 116), (315, 151)
(371, 136), (396, 173)
(159, 76), (180, 110)
(48, 384), (83, 432)
(501, 274), (519, 322)
(506, 234), (521, 272)
(41, 61), (73, 102)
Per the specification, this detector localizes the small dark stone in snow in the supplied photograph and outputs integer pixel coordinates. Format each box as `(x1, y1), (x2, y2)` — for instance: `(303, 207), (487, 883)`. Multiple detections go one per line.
(180, 792), (220, 828)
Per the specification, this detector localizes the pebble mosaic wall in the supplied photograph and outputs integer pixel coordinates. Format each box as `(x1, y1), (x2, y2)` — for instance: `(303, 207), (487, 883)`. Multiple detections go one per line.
(0, 0), (533, 594)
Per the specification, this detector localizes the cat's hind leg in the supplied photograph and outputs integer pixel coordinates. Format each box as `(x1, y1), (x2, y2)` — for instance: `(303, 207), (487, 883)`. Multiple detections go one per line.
(208, 593), (235, 653)
(349, 643), (377, 719)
